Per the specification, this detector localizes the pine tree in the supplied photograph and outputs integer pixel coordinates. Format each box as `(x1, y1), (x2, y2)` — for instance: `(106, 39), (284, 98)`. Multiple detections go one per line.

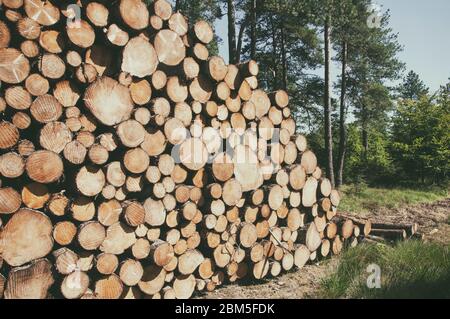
(397, 70), (429, 100)
(323, 0), (335, 187)
(240, 0), (322, 113)
(331, 0), (363, 187)
(338, 3), (404, 183)
(391, 88), (449, 184)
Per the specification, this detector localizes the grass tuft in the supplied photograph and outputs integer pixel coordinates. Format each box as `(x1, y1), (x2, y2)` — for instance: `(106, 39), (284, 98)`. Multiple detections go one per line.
(319, 241), (450, 299)
(339, 185), (448, 214)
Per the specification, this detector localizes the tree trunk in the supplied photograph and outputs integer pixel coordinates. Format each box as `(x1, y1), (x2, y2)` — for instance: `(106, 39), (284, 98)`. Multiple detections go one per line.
(324, 14), (335, 187)
(250, 0), (257, 60)
(280, 24), (287, 90)
(236, 17), (249, 64)
(336, 41), (347, 188)
(270, 16), (279, 90)
(227, 0), (237, 64)
(362, 108), (369, 157)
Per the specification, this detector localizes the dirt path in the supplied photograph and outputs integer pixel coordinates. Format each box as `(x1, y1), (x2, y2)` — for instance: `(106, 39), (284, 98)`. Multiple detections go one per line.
(197, 199), (450, 299)
(197, 258), (338, 299)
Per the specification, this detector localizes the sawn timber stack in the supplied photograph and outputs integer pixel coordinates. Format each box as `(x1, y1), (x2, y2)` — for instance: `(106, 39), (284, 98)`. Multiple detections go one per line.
(0, 0), (371, 299)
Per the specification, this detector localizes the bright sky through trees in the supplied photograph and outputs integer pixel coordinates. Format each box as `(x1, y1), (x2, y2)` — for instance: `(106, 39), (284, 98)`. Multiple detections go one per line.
(214, 0), (450, 92)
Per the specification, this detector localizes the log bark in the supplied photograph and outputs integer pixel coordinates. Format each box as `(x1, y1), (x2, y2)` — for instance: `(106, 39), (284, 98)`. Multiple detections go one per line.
(370, 229), (407, 241)
(370, 222), (417, 237)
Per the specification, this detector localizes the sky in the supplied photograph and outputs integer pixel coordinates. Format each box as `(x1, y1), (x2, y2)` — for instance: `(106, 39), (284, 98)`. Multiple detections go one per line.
(214, 0), (450, 92)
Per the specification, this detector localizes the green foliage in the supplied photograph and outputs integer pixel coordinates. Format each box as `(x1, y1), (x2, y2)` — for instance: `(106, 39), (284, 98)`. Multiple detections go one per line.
(353, 83), (394, 133)
(164, 0), (223, 55)
(344, 123), (394, 184)
(165, 0), (222, 22)
(339, 185), (449, 213)
(320, 241), (450, 299)
(336, 4), (404, 176)
(239, 0), (323, 129)
(151, 0), (446, 188)
(347, 7), (405, 83)
(397, 70), (429, 100)
(390, 91), (450, 184)
(339, 71), (448, 186)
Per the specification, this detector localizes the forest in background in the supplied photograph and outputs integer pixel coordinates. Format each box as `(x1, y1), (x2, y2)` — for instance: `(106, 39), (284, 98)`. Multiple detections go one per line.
(158, 0), (449, 188)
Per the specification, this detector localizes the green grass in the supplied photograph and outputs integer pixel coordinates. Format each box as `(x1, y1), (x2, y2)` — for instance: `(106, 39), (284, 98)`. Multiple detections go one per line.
(339, 185), (449, 213)
(319, 241), (450, 299)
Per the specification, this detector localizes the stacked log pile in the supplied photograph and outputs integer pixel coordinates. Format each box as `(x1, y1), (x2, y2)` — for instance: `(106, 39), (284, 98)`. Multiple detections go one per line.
(338, 213), (420, 242)
(0, 0), (372, 299)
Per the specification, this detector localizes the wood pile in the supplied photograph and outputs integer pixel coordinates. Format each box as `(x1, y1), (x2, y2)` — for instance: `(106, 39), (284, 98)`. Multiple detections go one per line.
(0, 0), (371, 299)
(338, 213), (420, 243)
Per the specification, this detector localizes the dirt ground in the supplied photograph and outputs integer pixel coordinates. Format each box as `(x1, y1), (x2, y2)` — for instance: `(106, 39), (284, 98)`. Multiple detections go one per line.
(359, 198), (450, 245)
(198, 258), (338, 299)
(197, 198), (450, 299)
